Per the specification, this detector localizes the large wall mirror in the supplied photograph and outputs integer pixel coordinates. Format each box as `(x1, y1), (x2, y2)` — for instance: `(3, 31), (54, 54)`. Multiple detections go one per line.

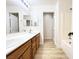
(6, 13), (19, 34)
(23, 15), (32, 26)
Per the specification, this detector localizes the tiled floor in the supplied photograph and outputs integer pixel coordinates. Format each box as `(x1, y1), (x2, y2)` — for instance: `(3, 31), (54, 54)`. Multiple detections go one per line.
(34, 39), (68, 59)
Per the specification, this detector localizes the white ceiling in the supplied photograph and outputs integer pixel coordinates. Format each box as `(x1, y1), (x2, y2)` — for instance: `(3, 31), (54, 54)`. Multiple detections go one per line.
(31, 0), (57, 6)
(6, 0), (57, 6)
(6, 0), (19, 6)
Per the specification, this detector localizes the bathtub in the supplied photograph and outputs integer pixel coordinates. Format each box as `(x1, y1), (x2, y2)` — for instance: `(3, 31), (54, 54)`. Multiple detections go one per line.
(61, 39), (73, 59)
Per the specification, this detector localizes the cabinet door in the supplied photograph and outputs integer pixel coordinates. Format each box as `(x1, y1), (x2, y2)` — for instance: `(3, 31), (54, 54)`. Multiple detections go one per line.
(22, 46), (31, 59)
(19, 56), (23, 59)
(32, 37), (37, 56)
(37, 37), (39, 49)
(36, 34), (40, 49)
(33, 46), (37, 57)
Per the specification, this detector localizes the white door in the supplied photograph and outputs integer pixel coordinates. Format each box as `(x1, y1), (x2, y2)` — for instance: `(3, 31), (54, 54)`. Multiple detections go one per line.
(43, 13), (54, 40)
(9, 13), (19, 33)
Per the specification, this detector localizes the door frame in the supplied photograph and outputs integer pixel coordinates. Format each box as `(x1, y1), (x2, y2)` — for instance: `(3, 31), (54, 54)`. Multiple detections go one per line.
(43, 12), (54, 42)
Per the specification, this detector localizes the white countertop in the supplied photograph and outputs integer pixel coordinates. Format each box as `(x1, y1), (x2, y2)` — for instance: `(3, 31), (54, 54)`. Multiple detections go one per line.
(6, 31), (40, 55)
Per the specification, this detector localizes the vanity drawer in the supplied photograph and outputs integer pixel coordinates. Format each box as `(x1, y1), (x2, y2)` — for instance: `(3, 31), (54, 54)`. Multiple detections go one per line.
(7, 40), (31, 59)
(32, 47), (37, 57)
(32, 38), (36, 47)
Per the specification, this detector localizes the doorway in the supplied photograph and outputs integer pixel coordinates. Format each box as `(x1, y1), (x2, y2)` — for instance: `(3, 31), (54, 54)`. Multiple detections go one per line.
(43, 12), (54, 42)
(9, 13), (19, 33)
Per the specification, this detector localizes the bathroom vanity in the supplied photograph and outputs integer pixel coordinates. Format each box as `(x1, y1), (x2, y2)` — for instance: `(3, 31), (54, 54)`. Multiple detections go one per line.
(6, 32), (40, 59)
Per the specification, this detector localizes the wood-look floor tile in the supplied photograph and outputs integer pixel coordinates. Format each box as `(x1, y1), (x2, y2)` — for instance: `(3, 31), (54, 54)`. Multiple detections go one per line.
(34, 39), (69, 59)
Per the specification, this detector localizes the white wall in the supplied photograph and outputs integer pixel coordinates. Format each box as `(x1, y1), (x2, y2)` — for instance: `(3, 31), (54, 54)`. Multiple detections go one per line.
(6, 8), (10, 34)
(31, 5), (56, 44)
(53, 1), (61, 47)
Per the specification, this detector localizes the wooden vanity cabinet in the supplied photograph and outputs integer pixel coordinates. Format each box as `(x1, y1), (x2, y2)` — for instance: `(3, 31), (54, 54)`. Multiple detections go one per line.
(32, 33), (40, 58)
(20, 46), (32, 59)
(7, 33), (40, 59)
(19, 57), (22, 59)
(7, 40), (31, 59)
(31, 37), (37, 57)
(36, 34), (40, 50)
